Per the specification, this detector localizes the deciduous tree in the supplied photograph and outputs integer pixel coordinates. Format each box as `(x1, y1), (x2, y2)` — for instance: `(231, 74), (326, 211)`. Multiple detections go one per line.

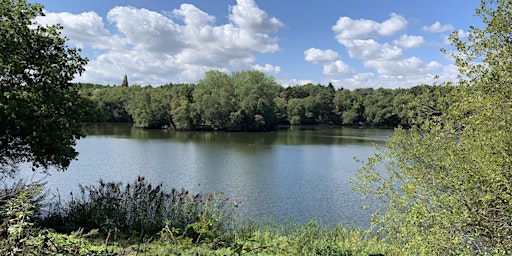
(353, 0), (512, 254)
(0, 0), (92, 174)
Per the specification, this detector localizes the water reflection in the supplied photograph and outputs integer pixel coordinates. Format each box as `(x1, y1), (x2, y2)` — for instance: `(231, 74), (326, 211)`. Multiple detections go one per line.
(86, 123), (389, 146)
(42, 123), (392, 227)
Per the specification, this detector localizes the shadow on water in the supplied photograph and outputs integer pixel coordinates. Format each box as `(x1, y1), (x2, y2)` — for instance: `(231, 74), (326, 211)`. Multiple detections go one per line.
(43, 122), (394, 227)
(86, 123), (391, 146)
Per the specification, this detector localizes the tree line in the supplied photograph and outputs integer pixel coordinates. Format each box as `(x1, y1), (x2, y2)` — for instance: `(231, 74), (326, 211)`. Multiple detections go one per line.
(79, 70), (451, 131)
(3, 0), (511, 254)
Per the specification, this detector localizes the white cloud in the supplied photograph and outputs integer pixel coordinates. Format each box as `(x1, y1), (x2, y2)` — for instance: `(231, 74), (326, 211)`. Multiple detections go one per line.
(331, 68), (449, 89)
(393, 34), (425, 48)
(327, 14), (451, 89)
(34, 11), (125, 50)
(340, 39), (403, 61)
(229, 0), (284, 34)
(278, 78), (314, 87)
(76, 51), (179, 85)
(108, 6), (184, 53)
(365, 57), (441, 76)
(332, 13), (407, 42)
(332, 17), (380, 40)
(37, 0), (285, 85)
(304, 48), (354, 76)
(304, 48), (339, 63)
(423, 21), (454, 33)
(173, 3), (215, 28)
(334, 72), (375, 89)
(323, 60), (355, 75)
(253, 63), (281, 73)
(379, 13), (408, 36)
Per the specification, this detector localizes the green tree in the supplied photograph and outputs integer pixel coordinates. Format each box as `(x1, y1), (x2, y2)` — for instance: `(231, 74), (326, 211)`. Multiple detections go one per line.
(82, 84), (132, 122)
(193, 70), (237, 130)
(286, 98), (306, 125)
(0, 0), (92, 173)
(121, 74), (129, 87)
(193, 70), (280, 131)
(282, 83), (336, 125)
(334, 88), (368, 125)
(363, 88), (398, 126)
(167, 83), (197, 130)
(232, 70), (280, 131)
(353, 0), (512, 254)
(125, 86), (172, 128)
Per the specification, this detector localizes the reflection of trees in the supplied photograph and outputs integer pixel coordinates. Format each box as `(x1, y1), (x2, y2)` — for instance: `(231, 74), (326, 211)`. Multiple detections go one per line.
(87, 123), (389, 148)
(277, 126), (391, 146)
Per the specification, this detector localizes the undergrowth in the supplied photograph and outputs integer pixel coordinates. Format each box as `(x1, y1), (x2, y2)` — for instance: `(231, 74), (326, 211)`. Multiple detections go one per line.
(1, 177), (402, 255)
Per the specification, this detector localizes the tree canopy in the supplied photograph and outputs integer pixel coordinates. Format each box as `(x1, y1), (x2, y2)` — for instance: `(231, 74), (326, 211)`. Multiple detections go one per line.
(353, 0), (512, 254)
(0, 0), (92, 174)
(80, 79), (448, 131)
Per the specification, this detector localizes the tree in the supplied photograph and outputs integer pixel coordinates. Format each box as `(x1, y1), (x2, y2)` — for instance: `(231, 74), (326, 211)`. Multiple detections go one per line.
(232, 70), (280, 131)
(125, 86), (172, 128)
(363, 88), (398, 127)
(192, 70), (280, 131)
(121, 74), (129, 87)
(353, 0), (512, 254)
(193, 70), (237, 130)
(0, 0), (92, 174)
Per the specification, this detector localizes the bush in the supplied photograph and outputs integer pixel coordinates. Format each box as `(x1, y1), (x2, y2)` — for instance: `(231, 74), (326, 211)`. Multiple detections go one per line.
(0, 185), (109, 255)
(40, 176), (236, 242)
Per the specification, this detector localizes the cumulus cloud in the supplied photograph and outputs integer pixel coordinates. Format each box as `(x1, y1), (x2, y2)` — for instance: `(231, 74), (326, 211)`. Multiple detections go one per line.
(324, 13), (449, 88)
(365, 57), (441, 76)
(304, 48), (339, 63)
(34, 11), (125, 50)
(341, 39), (403, 61)
(393, 34), (425, 48)
(332, 13), (407, 42)
(229, 0), (284, 34)
(423, 21), (454, 33)
(37, 0), (284, 85)
(336, 72), (376, 88)
(379, 13), (408, 36)
(253, 63), (281, 73)
(304, 48), (354, 76)
(278, 78), (314, 87)
(108, 6), (184, 53)
(323, 60), (355, 75)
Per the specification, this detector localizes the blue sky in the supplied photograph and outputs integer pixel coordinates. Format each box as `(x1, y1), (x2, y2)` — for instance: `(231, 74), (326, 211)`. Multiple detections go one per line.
(32, 0), (481, 88)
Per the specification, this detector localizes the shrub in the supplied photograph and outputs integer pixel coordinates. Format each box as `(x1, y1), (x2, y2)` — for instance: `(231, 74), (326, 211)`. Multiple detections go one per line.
(40, 176), (236, 242)
(0, 185), (109, 255)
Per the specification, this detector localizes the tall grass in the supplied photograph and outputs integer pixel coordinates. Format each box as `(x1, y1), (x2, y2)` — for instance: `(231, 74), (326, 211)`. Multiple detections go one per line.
(221, 219), (396, 255)
(1, 178), (405, 255)
(40, 176), (234, 241)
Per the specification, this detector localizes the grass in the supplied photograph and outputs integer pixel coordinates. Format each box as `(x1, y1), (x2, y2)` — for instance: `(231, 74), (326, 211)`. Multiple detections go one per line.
(1, 178), (408, 255)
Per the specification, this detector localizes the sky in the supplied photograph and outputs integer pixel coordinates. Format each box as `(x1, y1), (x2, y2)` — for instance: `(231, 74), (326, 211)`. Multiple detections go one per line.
(31, 0), (482, 89)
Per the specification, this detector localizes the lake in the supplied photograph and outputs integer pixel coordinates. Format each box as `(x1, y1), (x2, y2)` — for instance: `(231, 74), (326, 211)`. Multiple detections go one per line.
(27, 123), (392, 228)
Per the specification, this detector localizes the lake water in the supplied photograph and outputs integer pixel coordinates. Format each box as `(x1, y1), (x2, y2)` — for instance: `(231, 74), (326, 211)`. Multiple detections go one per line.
(27, 123), (392, 228)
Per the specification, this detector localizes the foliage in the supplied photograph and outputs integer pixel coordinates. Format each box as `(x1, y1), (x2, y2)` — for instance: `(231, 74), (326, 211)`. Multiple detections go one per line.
(0, 0), (93, 173)
(193, 70), (238, 130)
(78, 83), (133, 122)
(283, 83), (337, 125)
(0, 186), (110, 255)
(121, 75), (128, 87)
(2, 181), (404, 255)
(353, 0), (512, 254)
(125, 86), (173, 128)
(80, 78), (449, 130)
(153, 220), (402, 255)
(40, 177), (236, 242)
(192, 70), (281, 131)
